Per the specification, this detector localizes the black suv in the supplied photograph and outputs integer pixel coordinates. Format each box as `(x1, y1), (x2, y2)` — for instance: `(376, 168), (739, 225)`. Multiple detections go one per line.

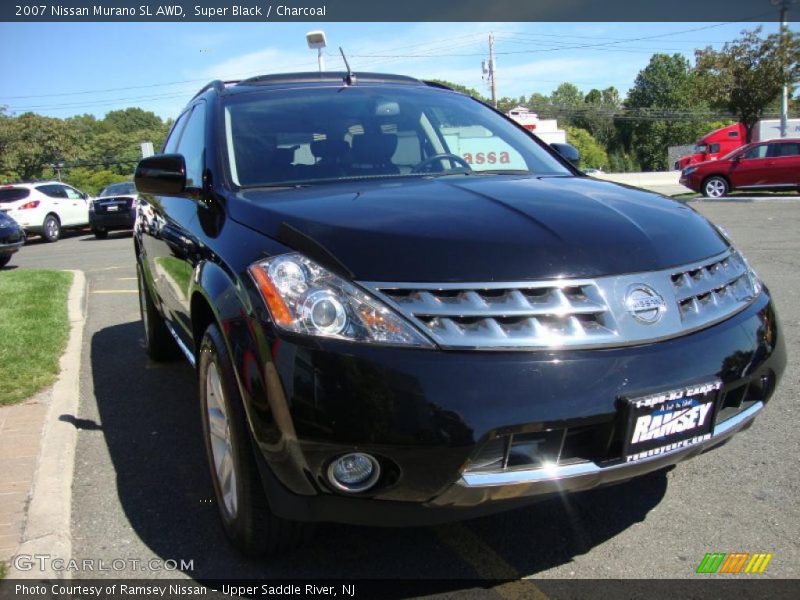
(134, 73), (785, 555)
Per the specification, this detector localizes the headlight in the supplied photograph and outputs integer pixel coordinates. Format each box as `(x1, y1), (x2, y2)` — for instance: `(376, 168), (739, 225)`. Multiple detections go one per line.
(249, 253), (434, 347)
(682, 166), (697, 176)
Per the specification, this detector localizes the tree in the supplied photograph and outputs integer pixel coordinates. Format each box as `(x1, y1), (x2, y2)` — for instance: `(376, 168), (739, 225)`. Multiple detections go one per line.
(574, 86), (622, 148)
(625, 54), (708, 170)
(566, 126), (608, 170)
(101, 107), (164, 134)
(695, 27), (800, 142)
(549, 83), (585, 126)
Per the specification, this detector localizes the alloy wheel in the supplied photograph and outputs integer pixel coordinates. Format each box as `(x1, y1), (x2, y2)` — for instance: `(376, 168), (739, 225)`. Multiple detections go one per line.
(205, 361), (238, 518)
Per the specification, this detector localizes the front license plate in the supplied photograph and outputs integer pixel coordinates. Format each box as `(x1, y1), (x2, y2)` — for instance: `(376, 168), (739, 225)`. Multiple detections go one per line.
(622, 379), (722, 463)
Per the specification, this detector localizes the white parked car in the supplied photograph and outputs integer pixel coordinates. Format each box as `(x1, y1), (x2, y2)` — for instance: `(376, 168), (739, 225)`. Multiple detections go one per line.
(0, 182), (91, 242)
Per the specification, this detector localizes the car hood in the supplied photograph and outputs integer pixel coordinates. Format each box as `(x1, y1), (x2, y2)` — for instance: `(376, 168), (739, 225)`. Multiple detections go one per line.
(229, 175), (728, 282)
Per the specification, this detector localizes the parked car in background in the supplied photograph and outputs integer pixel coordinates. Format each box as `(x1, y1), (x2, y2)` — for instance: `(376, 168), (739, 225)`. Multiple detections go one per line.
(0, 182), (90, 242)
(675, 119), (800, 170)
(0, 211), (25, 268)
(90, 181), (138, 239)
(680, 138), (800, 197)
(134, 73), (784, 556)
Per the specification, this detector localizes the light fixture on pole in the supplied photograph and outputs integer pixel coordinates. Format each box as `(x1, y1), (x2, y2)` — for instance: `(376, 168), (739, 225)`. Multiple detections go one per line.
(306, 30), (327, 73)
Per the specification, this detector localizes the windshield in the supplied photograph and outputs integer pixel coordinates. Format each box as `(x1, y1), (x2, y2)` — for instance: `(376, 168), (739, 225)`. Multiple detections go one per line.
(693, 144), (708, 154)
(223, 85), (571, 187)
(100, 182), (136, 196)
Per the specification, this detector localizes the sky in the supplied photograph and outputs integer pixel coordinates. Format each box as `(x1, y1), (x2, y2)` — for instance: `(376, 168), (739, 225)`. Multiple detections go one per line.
(0, 20), (791, 121)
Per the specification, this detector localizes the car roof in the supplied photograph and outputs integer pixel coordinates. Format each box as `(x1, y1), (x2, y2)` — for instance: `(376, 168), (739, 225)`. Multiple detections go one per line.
(191, 72), (450, 101)
(1, 181), (62, 189)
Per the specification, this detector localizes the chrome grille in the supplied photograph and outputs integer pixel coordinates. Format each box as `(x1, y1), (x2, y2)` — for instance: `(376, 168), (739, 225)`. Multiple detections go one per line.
(378, 284), (618, 348)
(361, 249), (760, 350)
(670, 253), (752, 327)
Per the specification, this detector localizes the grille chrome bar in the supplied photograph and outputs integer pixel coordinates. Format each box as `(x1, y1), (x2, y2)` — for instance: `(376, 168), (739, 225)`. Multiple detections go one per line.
(361, 249), (760, 350)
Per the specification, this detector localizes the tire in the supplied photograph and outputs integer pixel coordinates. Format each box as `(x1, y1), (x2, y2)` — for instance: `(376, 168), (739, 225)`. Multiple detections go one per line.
(41, 214), (61, 242)
(137, 262), (180, 361)
(93, 228), (109, 239)
(0, 254), (10, 268)
(199, 323), (313, 556)
(702, 176), (729, 198)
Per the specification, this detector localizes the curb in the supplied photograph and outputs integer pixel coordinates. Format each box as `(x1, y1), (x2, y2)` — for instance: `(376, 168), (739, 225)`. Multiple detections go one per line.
(9, 270), (87, 580)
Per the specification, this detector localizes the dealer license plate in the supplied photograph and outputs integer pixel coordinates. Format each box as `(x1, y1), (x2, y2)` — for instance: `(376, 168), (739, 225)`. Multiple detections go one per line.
(622, 379), (722, 463)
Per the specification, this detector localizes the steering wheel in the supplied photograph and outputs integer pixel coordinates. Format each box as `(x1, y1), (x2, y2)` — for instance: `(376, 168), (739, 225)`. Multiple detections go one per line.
(411, 153), (472, 174)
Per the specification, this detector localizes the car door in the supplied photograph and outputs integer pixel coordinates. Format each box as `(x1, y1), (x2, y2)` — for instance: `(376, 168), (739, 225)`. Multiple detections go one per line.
(62, 185), (89, 225)
(729, 143), (770, 188)
(34, 184), (68, 220)
(142, 102), (205, 350)
(766, 141), (800, 186)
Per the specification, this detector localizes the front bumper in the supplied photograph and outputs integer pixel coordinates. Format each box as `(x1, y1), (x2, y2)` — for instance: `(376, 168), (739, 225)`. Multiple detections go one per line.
(0, 229), (25, 255)
(244, 292), (784, 526)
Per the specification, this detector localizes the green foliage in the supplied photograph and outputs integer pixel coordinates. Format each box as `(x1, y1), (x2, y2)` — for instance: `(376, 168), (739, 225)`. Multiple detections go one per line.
(625, 54), (709, 171)
(0, 107), (170, 184)
(566, 126), (609, 170)
(695, 27), (800, 142)
(65, 168), (129, 196)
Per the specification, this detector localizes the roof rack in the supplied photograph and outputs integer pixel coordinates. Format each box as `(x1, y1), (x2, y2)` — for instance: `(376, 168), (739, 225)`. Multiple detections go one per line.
(236, 72), (423, 87)
(424, 80), (455, 91)
(191, 79), (240, 100)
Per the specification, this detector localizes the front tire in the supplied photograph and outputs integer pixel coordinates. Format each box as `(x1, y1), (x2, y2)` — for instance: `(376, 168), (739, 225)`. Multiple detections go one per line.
(0, 254), (10, 268)
(42, 214), (61, 242)
(702, 176), (729, 198)
(198, 323), (313, 556)
(137, 262), (180, 361)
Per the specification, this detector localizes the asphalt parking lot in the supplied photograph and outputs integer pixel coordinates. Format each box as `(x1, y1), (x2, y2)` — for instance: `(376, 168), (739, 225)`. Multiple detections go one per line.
(6, 198), (799, 587)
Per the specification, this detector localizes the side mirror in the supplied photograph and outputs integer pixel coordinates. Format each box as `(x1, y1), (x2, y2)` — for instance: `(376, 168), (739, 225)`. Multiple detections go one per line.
(550, 143), (581, 168)
(135, 154), (187, 195)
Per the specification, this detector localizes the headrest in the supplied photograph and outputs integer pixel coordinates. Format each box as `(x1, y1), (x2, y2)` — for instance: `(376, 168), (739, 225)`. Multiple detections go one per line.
(311, 139), (350, 160)
(352, 133), (398, 163)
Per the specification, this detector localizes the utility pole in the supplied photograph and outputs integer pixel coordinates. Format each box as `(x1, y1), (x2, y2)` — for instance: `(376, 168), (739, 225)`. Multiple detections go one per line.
(482, 34), (498, 107)
(489, 33), (497, 108)
(773, 0), (796, 137)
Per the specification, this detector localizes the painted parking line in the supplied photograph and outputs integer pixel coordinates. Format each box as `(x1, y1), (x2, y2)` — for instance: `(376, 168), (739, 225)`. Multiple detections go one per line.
(115, 277), (137, 281)
(92, 290), (138, 294)
(435, 523), (549, 600)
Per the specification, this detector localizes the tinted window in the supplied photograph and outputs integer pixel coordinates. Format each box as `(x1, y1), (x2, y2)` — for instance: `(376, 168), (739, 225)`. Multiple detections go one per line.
(223, 86), (570, 187)
(770, 142), (800, 157)
(100, 182), (137, 196)
(0, 188), (30, 203)
(728, 130), (739, 137)
(163, 111), (190, 154)
(741, 145), (768, 160)
(709, 143), (720, 153)
(36, 184), (67, 198)
(176, 103), (206, 188)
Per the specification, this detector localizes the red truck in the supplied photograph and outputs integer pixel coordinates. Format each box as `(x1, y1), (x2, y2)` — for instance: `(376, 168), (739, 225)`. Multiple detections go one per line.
(675, 119), (800, 170)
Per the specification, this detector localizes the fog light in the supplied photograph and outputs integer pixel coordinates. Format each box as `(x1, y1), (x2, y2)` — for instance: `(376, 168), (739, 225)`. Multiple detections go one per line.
(327, 453), (380, 492)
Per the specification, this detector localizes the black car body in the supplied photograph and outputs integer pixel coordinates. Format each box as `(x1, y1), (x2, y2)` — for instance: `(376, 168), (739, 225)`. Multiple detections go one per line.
(133, 73), (785, 555)
(0, 211), (25, 268)
(90, 181), (137, 239)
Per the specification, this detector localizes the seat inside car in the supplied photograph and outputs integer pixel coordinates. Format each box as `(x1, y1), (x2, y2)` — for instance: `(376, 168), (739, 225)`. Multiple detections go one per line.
(350, 132), (400, 176)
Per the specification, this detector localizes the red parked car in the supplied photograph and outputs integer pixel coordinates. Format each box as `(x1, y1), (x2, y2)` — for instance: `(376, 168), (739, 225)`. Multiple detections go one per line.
(680, 138), (800, 198)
